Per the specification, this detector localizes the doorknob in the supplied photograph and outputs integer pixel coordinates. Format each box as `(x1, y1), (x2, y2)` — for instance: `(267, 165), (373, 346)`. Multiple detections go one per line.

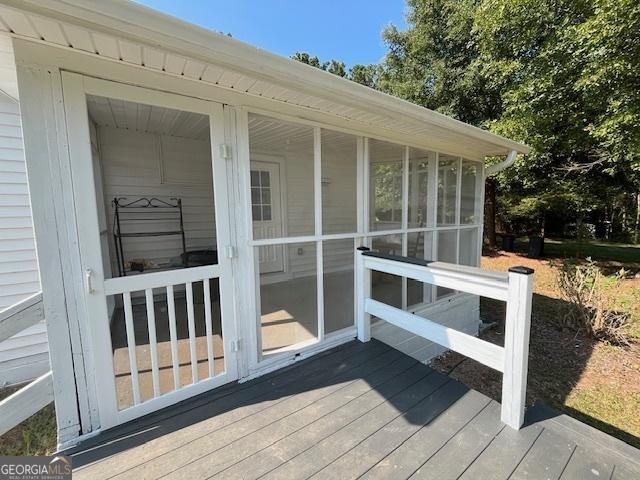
(84, 269), (96, 294)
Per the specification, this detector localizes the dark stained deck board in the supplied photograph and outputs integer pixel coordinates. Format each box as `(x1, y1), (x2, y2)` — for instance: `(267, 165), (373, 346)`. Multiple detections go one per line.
(361, 389), (492, 480)
(67, 340), (640, 480)
(214, 362), (432, 480)
(73, 340), (391, 477)
(458, 420), (544, 479)
(159, 350), (419, 479)
(409, 401), (506, 480)
(509, 428), (577, 479)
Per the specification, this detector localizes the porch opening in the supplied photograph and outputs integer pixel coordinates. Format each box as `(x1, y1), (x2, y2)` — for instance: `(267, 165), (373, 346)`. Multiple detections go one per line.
(85, 95), (225, 410)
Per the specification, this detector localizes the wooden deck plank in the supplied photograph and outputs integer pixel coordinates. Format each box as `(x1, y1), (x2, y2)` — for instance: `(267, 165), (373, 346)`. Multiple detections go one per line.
(106, 343), (402, 480)
(213, 362), (433, 480)
(168, 352), (420, 479)
(458, 421), (543, 480)
(260, 371), (451, 480)
(361, 389), (490, 480)
(409, 401), (505, 479)
(559, 446), (615, 480)
(310, 379), (471, 480)
(74, 340), (389, 478)
(67, 341), (640, 480)
(509, 428), (577, 480)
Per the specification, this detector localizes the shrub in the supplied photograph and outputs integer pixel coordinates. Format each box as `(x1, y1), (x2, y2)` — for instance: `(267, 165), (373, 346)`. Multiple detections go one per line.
(557, 258), (631, 346)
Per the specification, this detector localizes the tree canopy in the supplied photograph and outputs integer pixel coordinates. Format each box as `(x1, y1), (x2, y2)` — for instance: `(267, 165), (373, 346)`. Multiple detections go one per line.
(292, 0), (640, 242)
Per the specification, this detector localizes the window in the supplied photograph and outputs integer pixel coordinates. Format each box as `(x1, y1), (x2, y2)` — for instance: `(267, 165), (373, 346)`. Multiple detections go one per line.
(460, 160), (480, 224)
(408, 148), (435, 228)
(251, 169), (273, 221)
(437, 155), (459, 226)
(369, 139), (404, 231)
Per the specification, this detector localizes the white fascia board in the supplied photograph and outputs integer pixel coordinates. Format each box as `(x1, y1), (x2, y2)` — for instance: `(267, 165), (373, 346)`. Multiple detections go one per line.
(6, 0), (531, 156)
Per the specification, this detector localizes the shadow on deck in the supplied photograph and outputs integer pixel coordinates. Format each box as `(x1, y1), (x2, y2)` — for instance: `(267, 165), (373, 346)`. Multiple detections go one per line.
(64, 340), (640, 479)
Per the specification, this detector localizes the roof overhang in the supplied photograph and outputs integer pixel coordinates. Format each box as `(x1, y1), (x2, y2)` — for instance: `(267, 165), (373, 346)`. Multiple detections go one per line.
(0, 0), (531, 159)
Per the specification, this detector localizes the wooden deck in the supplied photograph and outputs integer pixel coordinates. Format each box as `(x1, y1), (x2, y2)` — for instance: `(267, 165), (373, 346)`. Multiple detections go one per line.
(66, 340), (640, 480)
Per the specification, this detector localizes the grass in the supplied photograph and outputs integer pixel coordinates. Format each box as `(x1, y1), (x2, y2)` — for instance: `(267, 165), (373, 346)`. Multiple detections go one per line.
(0, 386), (57, 455)
(433, 237), (640, 448)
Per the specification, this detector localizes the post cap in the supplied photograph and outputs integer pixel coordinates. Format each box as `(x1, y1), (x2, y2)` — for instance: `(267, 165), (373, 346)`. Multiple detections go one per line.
(356, 246), (371, 251)
(508, 266), (534, 275)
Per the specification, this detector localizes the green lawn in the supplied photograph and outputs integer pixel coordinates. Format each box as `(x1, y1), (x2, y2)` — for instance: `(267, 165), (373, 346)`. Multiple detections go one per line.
(510, 237), (640, 265)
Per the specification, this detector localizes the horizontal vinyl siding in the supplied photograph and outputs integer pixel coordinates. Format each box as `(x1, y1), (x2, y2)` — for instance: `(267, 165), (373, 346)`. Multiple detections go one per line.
(0, 87), (48, 385)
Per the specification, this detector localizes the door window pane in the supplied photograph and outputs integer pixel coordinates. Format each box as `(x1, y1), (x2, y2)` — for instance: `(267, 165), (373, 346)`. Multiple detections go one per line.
(322, 129), (358, 234)
(249, 114), (314, 238)
(408, 149), (435, 228)
(461, 160), (480, 224)
(370, 139), (404, 231)
(437, 155), (459, 226)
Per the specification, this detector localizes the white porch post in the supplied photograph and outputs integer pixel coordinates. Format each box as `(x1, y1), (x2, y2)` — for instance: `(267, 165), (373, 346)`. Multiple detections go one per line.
(355, 246), (371, 342)
(501, 265), (534, 429)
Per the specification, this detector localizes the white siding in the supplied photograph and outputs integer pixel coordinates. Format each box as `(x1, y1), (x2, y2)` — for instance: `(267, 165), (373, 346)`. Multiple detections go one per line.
(0, 87), (49, 386)
(97, 126), (216, 275)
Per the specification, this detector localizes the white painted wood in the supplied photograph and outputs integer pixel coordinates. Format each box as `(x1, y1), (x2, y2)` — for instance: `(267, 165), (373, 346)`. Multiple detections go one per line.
(104, 265), (219, 295)
(501, 269), (534, 429)
(165, 284), (180, 389)
(355, 248), (371, 342)
(144, 288), (160, 397)
(122, 291), (140, 405)
(203, 278), (214, 378)
(0, 371), (53, 436)
(366, 298), (504, 371)
(0, 291), (43, 343)
(185, 281), (198, 383)
(17, 64), (85, 443)
(314, 127), (324, 342)
(363, 255), (509, 301)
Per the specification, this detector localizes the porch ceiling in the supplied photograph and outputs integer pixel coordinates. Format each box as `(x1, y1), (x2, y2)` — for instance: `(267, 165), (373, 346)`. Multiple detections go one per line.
(0, 0), (531, 159)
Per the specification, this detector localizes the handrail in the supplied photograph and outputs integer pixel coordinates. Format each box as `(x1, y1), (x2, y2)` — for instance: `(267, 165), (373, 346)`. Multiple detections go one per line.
(0, 371), (54, 437)
(355, 247), (534, 430)
(0, 291), (44, 344)
(104, 264), (220, 295)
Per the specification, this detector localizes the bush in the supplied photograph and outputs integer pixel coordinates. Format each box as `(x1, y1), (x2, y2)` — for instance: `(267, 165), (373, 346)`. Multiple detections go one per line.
(557, 258), (631, 346)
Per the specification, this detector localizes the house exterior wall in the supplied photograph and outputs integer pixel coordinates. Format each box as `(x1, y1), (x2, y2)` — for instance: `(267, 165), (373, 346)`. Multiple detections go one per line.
(0, 35), (49, 386)
(11, 36), (490, 445)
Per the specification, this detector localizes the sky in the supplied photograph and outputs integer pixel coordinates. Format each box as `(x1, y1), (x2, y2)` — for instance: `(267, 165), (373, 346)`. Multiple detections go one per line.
(134, 1), (408, 68)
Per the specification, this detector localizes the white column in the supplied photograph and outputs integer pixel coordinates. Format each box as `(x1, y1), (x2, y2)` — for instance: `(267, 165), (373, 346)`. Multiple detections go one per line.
(501, 266), (534, 429)
(355, 247), (372, 342)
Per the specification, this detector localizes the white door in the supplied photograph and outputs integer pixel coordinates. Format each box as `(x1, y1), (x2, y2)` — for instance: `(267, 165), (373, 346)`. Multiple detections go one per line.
(62, 73), (239, 429)
(251, 161), (284, 274)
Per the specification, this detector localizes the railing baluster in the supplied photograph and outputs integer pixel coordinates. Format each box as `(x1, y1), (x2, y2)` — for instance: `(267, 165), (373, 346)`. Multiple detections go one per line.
(186, 281), (198, 383)
(122, 292), (141, 405)
(166, 285), (180, 390)
(145, 288), (160, 398)
(203, 279), (215, 378)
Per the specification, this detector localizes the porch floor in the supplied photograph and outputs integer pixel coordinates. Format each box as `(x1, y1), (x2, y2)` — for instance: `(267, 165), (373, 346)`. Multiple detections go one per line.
(66, 340), (640, 480)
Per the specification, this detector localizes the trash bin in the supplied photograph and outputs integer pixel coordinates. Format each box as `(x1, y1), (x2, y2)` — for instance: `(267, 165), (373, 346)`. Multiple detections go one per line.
(528, 236), (544, 258)
(501, 234), (516, 252)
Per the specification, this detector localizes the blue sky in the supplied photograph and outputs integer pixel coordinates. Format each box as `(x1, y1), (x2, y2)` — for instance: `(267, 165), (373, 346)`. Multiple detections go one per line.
(134, 1), (408, 68)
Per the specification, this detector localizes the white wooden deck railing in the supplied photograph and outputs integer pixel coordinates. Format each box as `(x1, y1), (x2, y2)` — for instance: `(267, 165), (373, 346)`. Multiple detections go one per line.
(355, 247), (534, 429)
(0, 292), (54, 436)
